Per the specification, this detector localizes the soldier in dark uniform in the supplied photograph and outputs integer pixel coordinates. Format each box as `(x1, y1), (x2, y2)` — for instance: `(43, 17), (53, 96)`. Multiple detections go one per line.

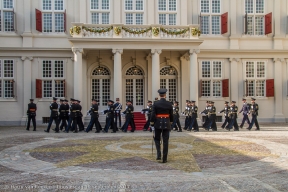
(65, 98), (74, 132)
(114, 98), (122, 129)
(59, 99), (68, 131)
(188, 101), (199, 132)
(218, 101), (230, 128)
(142, 100), (153, 131)
(171, 101), (182, 132)
(103, 100), (116, 133)
(182, 100), (190, 130)
(200, 101), (210, 129)
(75, 100), (84, 132)
(86, 99), (101, 133)
(238, 98), (251, 128)
(26, 99), (37, 131)
(64, 99), (70, 122)
(122, 100), (136, 132)
(226, 101), (239, 131)
(64, 99), (78, 133)
(150, 88), (173, 163)
(45, 97), (60, 133)
(247, 98), (260, 131)
(206, 101), (217, 131)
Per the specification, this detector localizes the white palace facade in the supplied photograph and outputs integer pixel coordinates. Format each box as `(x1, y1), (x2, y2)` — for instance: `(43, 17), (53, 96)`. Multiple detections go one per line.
(1, 0), (288, 125)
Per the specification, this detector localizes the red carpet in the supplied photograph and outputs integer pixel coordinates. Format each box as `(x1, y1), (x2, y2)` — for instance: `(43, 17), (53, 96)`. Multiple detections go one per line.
(128, 112), (147, 130)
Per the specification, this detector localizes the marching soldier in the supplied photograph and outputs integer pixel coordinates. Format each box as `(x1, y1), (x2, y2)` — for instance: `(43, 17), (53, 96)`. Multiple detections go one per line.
(200, 101), (210, 129)
(238, 98), (251, 128)
(226, 101), (239, 131)
(142, 100), (153, 131)
(114, 98), (122, 129)
(171, 101), (182, 132)
(59, 99), (68, 131)
(188, 101), (199, 132)
(86, 99), (101, 133)
(218, 101), (230, 129)
(26, 99), (37, 131)
(65, 98), (74, 132)
(76, 100), (85, 132)
(150, 88), (173, 163)
(182, 100), (190, 130)
(247, 98), (260, 131)
(206, 101), (217, 131)
(45, 97), (60, 133)
(122, 100), (136, 132)
(64, 99), (78, 133)
(103, 100), (116, 133)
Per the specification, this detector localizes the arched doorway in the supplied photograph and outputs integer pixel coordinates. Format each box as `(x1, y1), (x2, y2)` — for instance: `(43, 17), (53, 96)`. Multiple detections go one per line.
(125, 66), (144, 111)
(160, 66), (178, 101)
(91, 66), (111, 110)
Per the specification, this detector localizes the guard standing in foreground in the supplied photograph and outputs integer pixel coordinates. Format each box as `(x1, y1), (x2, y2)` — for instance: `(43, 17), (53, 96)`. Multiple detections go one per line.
(247, 98), (260, 131)
(45, 97), (60, 133)
(150, 88), (173, 163)
(26, 99), (37, 131)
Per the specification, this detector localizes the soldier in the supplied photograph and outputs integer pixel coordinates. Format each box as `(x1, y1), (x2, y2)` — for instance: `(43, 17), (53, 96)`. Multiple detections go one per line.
(76, 100), (85, 132)
(247, 98), (260, 131)
(45, 97), (60, 133)
(188, 101), (199, 132)
(218, 101), (230, 128)
(150, 88), (173, 163)
(171, 101), (182, 132)
(103, 100), (116, 133)
(59, 99), (68, 131)
(206, 101), (217, 131)
(26, 99), (37, 131)
(64, 99), (78, 133)
(122, 100), (136, 132)
(200, 101), (210, 129)
(182, 100), (190, 130)
(114, 98), (122, 129)
(142, 100), (153, 131)
(86, 99), (101, 133)
(65, 98), (74, 132)
(226, 101), (239, 131)
(238, 98), (251, 128)
(64, 99), (70, 122)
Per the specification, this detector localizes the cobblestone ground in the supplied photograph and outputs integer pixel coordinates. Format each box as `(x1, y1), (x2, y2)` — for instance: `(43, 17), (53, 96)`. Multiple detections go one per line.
(0, 124), (288, 192)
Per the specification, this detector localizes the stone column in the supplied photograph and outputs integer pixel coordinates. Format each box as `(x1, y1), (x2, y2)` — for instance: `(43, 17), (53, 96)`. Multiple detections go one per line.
(22, 0), (32, 47)
(151, 49), (162, 99)
(146, 54), (152, 100)
(189, 49), (200, 102)
(229, 58), (240, 102)
(72, 48), (83, 102)
(273, 58), (285, 122)
(21, 56), (33, 125)
(112, 49), (123, 101)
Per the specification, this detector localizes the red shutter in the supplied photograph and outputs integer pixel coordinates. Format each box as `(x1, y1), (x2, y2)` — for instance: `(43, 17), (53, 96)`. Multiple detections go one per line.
(222, 79), (229, 97)
(199, 80), (203, 97)
(35, 9), (42, 32)
(36, 79), (42, 98)
(266, 79), (274, 97)
(64, 9), (66, 32)
(265, 12), (272, 35)
(221, 12), (228, 34)
(244, 13), (248, 34)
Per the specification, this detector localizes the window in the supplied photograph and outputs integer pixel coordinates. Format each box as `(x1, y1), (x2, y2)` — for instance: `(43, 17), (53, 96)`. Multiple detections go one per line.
(41, 0), (65, 33)
(245, 0), (264, 35)
(200, 61), (223, 97)
(0, 0), (14, 32)
(158, 0), (177, 25)
(200, 0), (221, 35)
(0, 59), (15, 98)
(245, 61), (266, 97)
(125, 0), (143, 25)
(91, 0), (110, 24)
(42, 60), (65, 98)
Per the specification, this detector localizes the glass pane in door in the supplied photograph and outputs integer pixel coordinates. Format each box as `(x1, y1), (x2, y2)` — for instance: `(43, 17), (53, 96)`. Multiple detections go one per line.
(92, 79), (100, 103)
(102, 79), (110, 106)
(126, 79), (133, 102)
(135, 79), (144, 105)
(160, 79), (166, 89)
(168, 79), (177, 101)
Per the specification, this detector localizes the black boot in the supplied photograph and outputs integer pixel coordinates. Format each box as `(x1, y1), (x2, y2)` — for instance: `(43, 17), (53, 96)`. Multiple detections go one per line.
(155, 141), (161, 160)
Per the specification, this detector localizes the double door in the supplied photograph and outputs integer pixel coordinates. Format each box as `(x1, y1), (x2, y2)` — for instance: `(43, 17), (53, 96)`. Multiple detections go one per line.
(125, 78), (144, 111)
(91, 78), (110, 110)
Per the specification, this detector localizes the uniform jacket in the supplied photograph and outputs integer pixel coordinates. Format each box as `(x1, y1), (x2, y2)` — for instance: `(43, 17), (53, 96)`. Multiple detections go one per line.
(229, 105), (238, 118)
(89, 104), (99, 118)
(59, 104), (67, 117)
(27, 103), (37, 116)
(189, 105), (198, 118)
(219, 106), (230, 117)
(150, 98), (173, 130)
(142, 105), (153, 118)
(50, 102), (59, 117)
(123, 104), (134, 118)
(249, 103), (259, 116)
(114, 102), (122, 113)
(207, 106), (216, 118)
(104, 104), (114, 118)
(182, 105), (190, 116)
(77, 104), (83, 117)
(173, 106), (180, 118)
(69, 104), (78, 118)
(239, 102), (250, 115)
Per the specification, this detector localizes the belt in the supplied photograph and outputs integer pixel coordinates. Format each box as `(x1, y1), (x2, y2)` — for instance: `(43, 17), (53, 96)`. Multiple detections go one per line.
(61, 110), (65, 112)
(93, 111), (98, 112)
(72, 110), (77, 112)
(52, 109), (58, 111)
(208, 112), (216, 114)
(156, 114), (170, 118)
(230, 112), (237, 113)
(29, 109), (36, 112)
(66, 110), (69, 112)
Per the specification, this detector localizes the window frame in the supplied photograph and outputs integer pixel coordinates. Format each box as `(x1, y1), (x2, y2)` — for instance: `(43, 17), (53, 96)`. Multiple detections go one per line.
(0, 0), (15, 32)
(0, 59), (15, 99)
(90, 0), (110, 24)
(124, 0), (144, 25)
(158, 0), (177, 25)
(244, 0), (265, 36)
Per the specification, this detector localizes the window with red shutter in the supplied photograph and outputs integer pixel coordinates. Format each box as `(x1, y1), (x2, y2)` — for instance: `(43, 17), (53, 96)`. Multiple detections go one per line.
(36, 79), (42, 98)
(222, 79), (229, 97)
(35, 9), (42, 32)
(221, 12), (228, 34)
(265, 12), (272, 35)
(266, 79), (274, 97)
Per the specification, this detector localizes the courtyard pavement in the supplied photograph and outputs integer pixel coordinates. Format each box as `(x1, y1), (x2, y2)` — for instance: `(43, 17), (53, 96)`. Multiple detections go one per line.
(0, 124), (288, 191)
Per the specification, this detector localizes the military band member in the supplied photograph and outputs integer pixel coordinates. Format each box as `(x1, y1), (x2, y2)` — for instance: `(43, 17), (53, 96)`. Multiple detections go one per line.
(64, 99), (78, 133)
(142, 100), (153, 131)
(26, 99), (37, 131)
(205, 101), (217, 131)
(64, 98), (74, 132)
(122, 100), (136, 132)
(76, 100), (85, 132)
(182, 100), (190, 130)
(103, 100), (116, 133)
(114, 98), (122, 129)
(86, 99), (101, 133)
(247, 98), (260, 131)
(171, 101), (182, 132)
(200, 101), (210, 129)
(59, 99), (68, 131)
(218, 101), (230, 129)
(238, 98), (251, 128)
(150, 88), (173, 163)
(188, 101), (199, 132)
(226, 101), (239, 131)
(45, 97), (60, 133)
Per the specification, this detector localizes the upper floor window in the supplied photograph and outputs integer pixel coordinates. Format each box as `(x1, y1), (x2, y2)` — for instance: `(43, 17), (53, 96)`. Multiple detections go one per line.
(200, 0), (221, 35)
(0, 59), (15, 98)
(125, 0), (144, 25)
(91, 0), (110, 24)
(245, 0), (264, 35)
(158, 0), (177, 25)
(0, 0), (15, 32)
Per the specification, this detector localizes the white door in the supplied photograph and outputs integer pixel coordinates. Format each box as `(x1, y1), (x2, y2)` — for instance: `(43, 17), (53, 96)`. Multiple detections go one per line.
(125, 78), (144, 111)
(91, 78), (111, 110)
(160, 78), (177, 101)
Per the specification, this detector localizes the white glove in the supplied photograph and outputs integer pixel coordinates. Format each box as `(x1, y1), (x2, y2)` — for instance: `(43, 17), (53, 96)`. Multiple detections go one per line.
(150, 126), (155, 131)
(141, 111), (144, 114)
(116, 111), (119, 113)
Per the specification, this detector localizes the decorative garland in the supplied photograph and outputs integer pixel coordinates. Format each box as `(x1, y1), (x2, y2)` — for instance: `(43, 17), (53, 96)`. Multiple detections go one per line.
(114, 26), (121, 35)
(152, 27), (160, 36)
(122, 26), (152, 35)
(70, 26), (81, 36)
(191, 28), (201, 36)
(82, 26), (113, 34)
(160, 27), (189, 35)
